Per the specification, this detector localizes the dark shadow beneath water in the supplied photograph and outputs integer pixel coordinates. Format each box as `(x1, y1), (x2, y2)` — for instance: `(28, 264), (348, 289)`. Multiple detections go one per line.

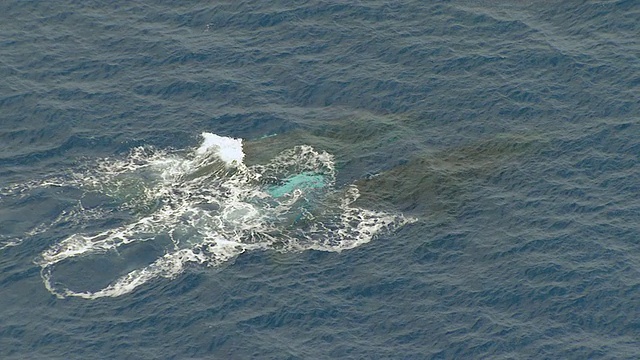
(49, 234), (174, 293)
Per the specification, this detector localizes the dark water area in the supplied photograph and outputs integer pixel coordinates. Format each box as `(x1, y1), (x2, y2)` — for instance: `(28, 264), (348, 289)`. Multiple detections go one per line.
(1, 0), (639, 358)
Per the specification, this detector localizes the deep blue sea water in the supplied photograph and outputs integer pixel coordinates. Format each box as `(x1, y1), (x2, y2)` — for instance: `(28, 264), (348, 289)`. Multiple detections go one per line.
(1, 0), (640, 358)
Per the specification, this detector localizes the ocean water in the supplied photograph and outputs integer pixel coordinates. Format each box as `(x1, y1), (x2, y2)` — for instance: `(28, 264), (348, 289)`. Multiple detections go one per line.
(1, 0), (639, 358)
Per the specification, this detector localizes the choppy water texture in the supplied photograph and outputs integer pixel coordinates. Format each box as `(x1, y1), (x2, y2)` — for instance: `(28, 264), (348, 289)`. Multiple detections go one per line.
(1, 0), (639, 358)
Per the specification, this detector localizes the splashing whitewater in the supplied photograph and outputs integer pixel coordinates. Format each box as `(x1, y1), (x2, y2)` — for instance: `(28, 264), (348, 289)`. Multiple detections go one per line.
(7, 133), (415, 299)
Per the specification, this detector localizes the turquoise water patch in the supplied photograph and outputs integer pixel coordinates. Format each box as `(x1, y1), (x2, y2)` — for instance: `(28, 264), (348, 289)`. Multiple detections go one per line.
(266, 172), (327, 198)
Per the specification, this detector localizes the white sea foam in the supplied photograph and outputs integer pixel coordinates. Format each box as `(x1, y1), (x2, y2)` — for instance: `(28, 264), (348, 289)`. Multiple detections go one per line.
(28, 132), (415, 299)
(196, 132), (244, 166)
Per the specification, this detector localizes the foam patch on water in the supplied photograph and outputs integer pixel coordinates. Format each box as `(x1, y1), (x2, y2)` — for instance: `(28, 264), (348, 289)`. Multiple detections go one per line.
(196, 132), (244, 166)
(8, 132), (414, 299)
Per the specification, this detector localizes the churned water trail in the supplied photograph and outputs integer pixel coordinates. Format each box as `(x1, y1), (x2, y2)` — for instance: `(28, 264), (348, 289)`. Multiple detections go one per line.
(14, 133), (414, 299)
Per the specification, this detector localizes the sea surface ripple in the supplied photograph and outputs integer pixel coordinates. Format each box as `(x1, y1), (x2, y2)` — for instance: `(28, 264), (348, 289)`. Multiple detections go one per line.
(1, 0), (639, 358)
